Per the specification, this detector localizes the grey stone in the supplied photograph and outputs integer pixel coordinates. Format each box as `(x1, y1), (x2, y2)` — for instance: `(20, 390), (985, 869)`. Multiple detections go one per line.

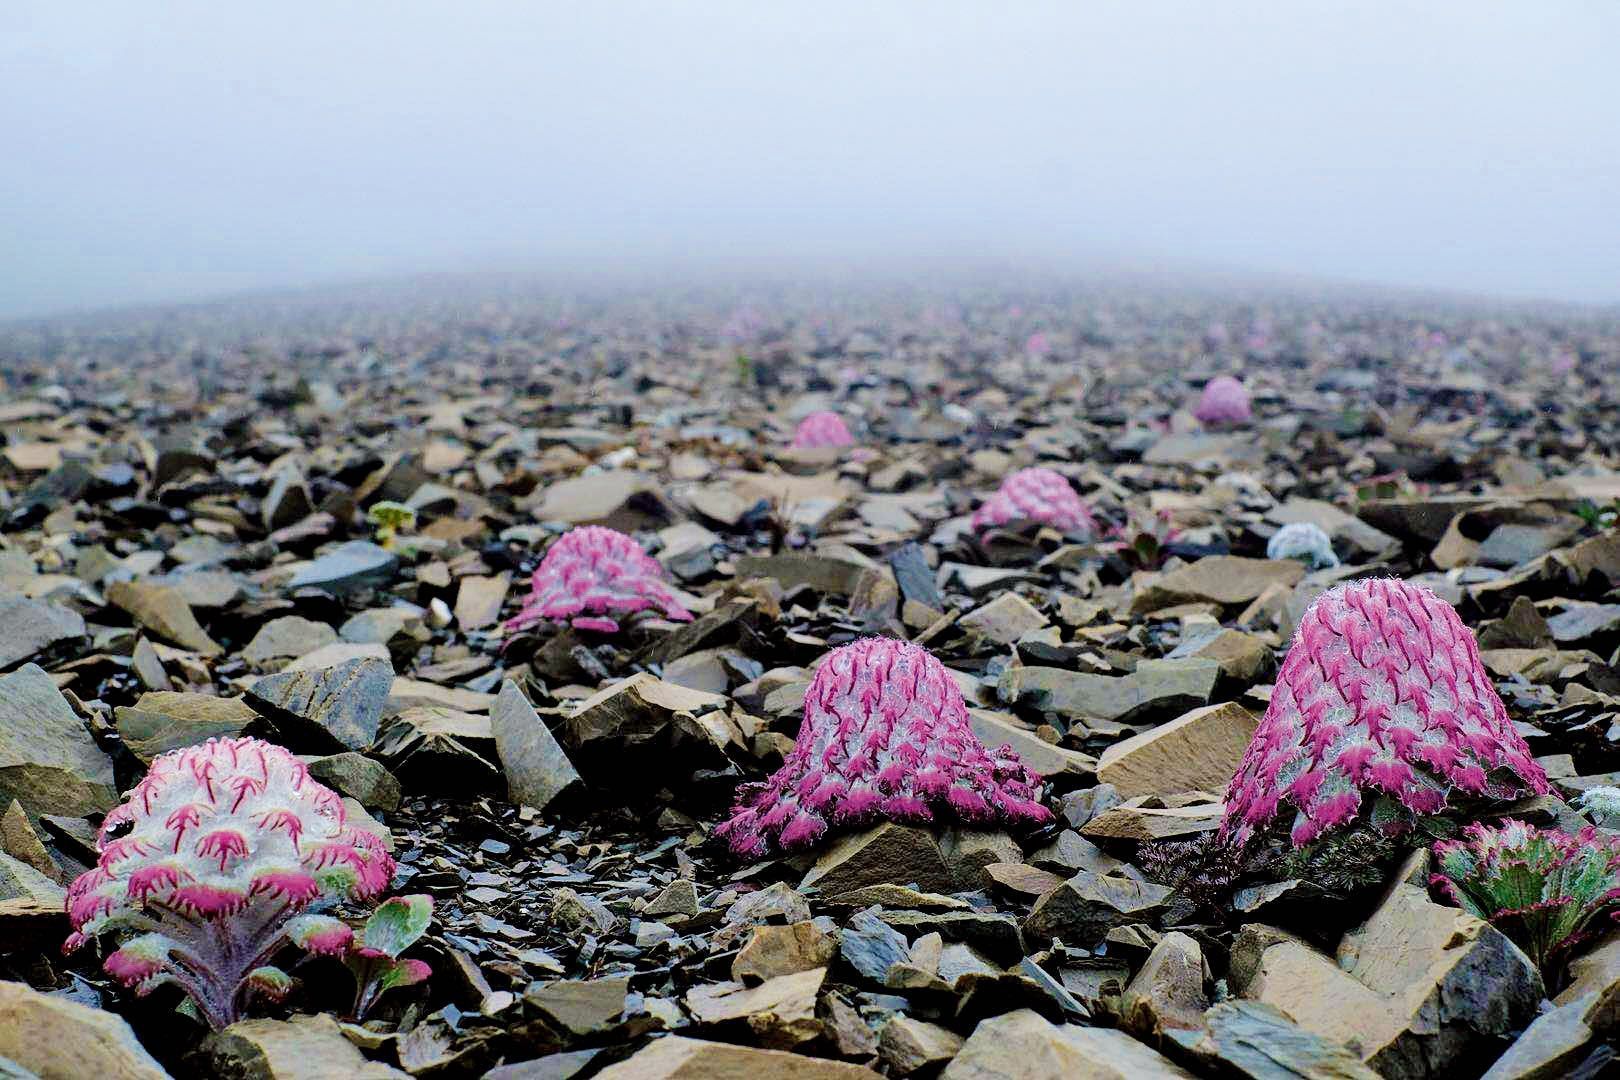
(0, 664), (117, 817)
(841, 907), (911, 982)
(242, 615), (338, 669)
(305, 752), (401, 811)
(0, 592), (86, 671)
(0, 849), (64, 904)
(492, 680), (581, 812)
(105, 580), (222, 655)
(262, 466), (314, 531)
(890, 542), (944, 610)
(999, 658), (1220, 723)
(1547, 604), (1620, 644)
(285, 541), (398, 595)
(1024, 871), (1173, 943)
(1167, 1000), (1379, 1079)
(246, 657), (393, 752)
(1480, 995), (1599, 1080)
(115, 691), (258, 763)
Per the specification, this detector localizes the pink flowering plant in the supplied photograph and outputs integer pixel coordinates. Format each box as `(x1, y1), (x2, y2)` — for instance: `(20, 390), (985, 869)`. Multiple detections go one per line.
(716, 637), (1051, 858)
(972, 467), (1096, 537)
(1431, 820), (1620, 975)
(64, 737), (396, 1029)
(345, 894), (434, 1019)
(1193, 375), (1252, 425)
(506, 525), (693, 634)
(1220, 578), (1548, 850)
(791, 410), (855, 449)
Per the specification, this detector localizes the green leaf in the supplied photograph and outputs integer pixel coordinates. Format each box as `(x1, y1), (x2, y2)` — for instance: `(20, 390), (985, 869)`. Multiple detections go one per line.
(246, 965), (293, 1001)
(376, 957), (432, 993)
(287, 913), (354, 956)
(363, 894), (434, 959)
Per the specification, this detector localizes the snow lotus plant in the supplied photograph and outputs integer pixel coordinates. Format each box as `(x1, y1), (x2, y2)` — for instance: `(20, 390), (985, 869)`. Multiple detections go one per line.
(345, 894), (434, 1019)
(1220, 578), (1548, 849)
(791, 410), (855, 449)
(1193, 375), (1252, 425)
(716, 637), (1051, 858)
(64, 737), (396, 1029)
(505, 525), (693, 634)
(972, 467), (1096, 538)
(1431, 820), (1620, 975)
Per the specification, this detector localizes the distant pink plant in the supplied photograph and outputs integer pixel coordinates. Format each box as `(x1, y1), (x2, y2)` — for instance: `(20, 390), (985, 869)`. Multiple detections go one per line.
(716, 638), (1052, 857)
(1194, 376), (1252, 425)
(1025, 332), (1051, 356)
(64, 737), (395, 1029)
(1220, 578), (1549, 849)
(791, 410), (855, 449)
(972, 467), (1096, 537)
(506, 526), (693, 634)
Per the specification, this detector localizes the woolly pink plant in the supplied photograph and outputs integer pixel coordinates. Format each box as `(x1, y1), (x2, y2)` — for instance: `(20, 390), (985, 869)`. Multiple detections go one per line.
(972, 467), (1096, 537)
(791, 410), (855, 449)
(64, 737), (395, 1029)
(1219, 578), (1548, 849)
(1193, 375), (1252, 425)
(505, 525), (693, 634)
(716, 637), (1051, 857)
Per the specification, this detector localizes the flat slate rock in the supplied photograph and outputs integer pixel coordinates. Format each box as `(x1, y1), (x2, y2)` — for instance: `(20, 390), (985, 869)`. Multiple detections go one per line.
(0, 663), (117, 817)
(284, 540), (399, 594)
(105, 579), (223, 656)
(0, 590), (86, 671)
(114, 691), (259, 763)
(492, 679), (581, 812)
(246, 656), (393, 752)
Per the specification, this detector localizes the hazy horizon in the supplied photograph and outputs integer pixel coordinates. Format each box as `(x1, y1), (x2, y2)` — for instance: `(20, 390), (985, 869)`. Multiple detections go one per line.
(4, 3), (1617, 321)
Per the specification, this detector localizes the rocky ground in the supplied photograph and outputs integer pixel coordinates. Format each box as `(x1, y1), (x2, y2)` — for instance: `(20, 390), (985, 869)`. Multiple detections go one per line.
(1, 278), (1619, 1078)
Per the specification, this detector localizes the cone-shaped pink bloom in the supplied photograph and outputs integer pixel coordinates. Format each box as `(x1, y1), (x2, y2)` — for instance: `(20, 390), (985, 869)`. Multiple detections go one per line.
(972, 467), (1096, 537)
(716, 637), (1051, 857)
(1220, 578), (1549, 849)
(1194, 375), (1252, 424)
(791, 411), (855, 449)
(64, 737), (394, 1029)
(506, 526), (693, 634)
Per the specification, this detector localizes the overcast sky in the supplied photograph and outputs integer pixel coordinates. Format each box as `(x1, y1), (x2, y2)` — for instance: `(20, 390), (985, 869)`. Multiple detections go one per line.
(2, 2), (1617, 319)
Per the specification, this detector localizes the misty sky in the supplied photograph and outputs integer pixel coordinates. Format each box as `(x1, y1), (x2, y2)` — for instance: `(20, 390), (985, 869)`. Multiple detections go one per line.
(2, 2), (1617, 320)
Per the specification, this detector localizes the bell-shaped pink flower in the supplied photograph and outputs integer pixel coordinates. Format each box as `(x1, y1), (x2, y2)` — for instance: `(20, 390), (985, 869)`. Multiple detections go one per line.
(1194, 375), (1252, 425)
(791, 410), (855, 449)
(64, 737), (393, 1029)
(506, 526), (693, 634)
(972, 467), (1096, 537)
(1220, 578), (1549, 849)
(716, 638), (1052, 857)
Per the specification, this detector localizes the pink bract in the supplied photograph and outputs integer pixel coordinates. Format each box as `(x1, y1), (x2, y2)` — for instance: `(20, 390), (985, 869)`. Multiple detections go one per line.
(716, 637), (1051, 858)
(1219, 578), (1548, 849)
(64, 737), (395, 1029)
(791, 411), (855, 449)
(505, 525), (693, 634)
(972, 467), (1096, 537)
(1194, 375), (1252, 425)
